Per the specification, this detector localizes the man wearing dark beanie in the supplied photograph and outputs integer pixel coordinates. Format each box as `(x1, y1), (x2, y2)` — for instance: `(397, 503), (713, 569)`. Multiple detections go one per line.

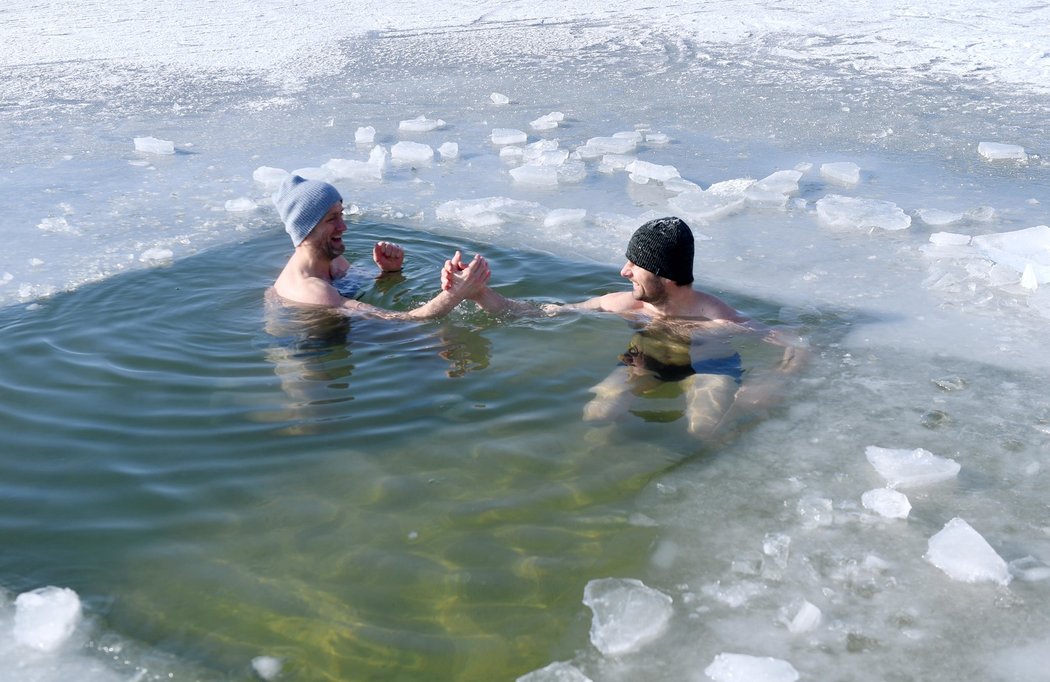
(460, 215), (746, 322)
(447, 215), (807, 438)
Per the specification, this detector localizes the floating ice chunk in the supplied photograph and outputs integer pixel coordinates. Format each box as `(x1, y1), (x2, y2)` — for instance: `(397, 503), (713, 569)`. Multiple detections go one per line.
(668, 190), (746, 224)
(438, 142), (459, 160)
(290, 166), (335, 183)
(762, 533), (791, 569)
(705, 653), (800, 682)
(500, 146), (524, 162)
(626, 160), (680, 184)
(743, 169), (804, 206)
(323, 156), (384, 182)
(865, 445), (960, 488)
(436, 197), (548, 229)
(399, 115), (445, 132)
(744, 170), (803, 208)
(701, 580), (765, 607)
(557, 160), (587, 183)
(915, 208), (966, 226)
(253, 166), (289, 190)
(251, 656), (283, 680)
(598, 154), (634, 173)
(391, 141), (434, 164)
(576, 136), (638, 159)
(1008, 556), (1050, 582)
(524, 149), (569, 167)
(645, 132), (670, 144)
(663, 177), (703, 194)
(530, 112), (563, 131)
(925, 518), (1011, 585)
(544, 208), (587, 228)
(978, 141), (1027, 161)
(754, 169), (804, 195)
(862, 487), (912, 519)
(820, 161), (861, 186)
(490, 92), (510, 105)
(511, 165), (559, 187)
(972, 225), (1050, 285)
(355, 126), (376, 144)
(797, 495), (834, 528)
(368, 145), (388, 171)
(929, 231), (972, 246)
(517, 661), (593, 682)
(815, 195), (911, 231)
(787, 601), (822, 634)
(492, 128), (528, 145)
(582, 578), (672, 656)
(1021, 264), (1039, 290)
(133, 136), (175, 155)
(14, 586), (82, 651)
(224, 197), (257, 212)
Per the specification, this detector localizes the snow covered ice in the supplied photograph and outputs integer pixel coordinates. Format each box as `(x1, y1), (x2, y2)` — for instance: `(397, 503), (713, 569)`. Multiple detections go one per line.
(925, 518), (1011, 586)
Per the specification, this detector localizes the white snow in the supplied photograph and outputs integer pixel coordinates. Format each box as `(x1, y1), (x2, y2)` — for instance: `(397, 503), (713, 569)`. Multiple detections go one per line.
(865, 445), (961, 488)
(582, 578), (673, 656)
(925, 518), (1011, 586)
(705, 653), (800, 682)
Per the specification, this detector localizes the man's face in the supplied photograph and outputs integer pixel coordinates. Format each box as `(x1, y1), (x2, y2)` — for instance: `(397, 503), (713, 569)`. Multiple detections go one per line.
(307, 201), (346, 259)
(621, 260), (668, 304)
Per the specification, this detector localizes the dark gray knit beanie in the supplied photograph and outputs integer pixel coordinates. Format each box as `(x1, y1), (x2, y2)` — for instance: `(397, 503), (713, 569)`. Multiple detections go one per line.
(625, 216), (694, 285)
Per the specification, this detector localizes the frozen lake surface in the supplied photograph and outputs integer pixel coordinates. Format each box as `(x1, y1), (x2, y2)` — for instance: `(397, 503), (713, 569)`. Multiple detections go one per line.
(2, 1), (1049, 680)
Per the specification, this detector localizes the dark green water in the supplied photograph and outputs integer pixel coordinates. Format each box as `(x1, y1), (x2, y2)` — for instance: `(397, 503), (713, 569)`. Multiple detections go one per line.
(0, 223), (788, 680)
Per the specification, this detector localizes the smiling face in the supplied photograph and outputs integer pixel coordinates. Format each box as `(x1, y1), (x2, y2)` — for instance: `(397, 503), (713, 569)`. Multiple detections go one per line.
(621, 259), (669, 305)
(304, 201), (346, 260)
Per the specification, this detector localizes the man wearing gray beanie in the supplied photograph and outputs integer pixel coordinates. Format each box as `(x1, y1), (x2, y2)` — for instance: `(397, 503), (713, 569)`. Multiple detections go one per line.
(271, 174), (490, 319)
(444, 215), (808, 438)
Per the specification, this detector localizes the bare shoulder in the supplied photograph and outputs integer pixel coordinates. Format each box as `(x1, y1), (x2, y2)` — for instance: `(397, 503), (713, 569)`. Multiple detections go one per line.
(274, 273), (345, 308)
(692, 290), (747, 322)
(570, 291), (639, 313)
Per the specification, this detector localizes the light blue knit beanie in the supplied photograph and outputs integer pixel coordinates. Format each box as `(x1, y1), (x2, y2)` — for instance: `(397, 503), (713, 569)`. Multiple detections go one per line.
(273, 174), (343, 246)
